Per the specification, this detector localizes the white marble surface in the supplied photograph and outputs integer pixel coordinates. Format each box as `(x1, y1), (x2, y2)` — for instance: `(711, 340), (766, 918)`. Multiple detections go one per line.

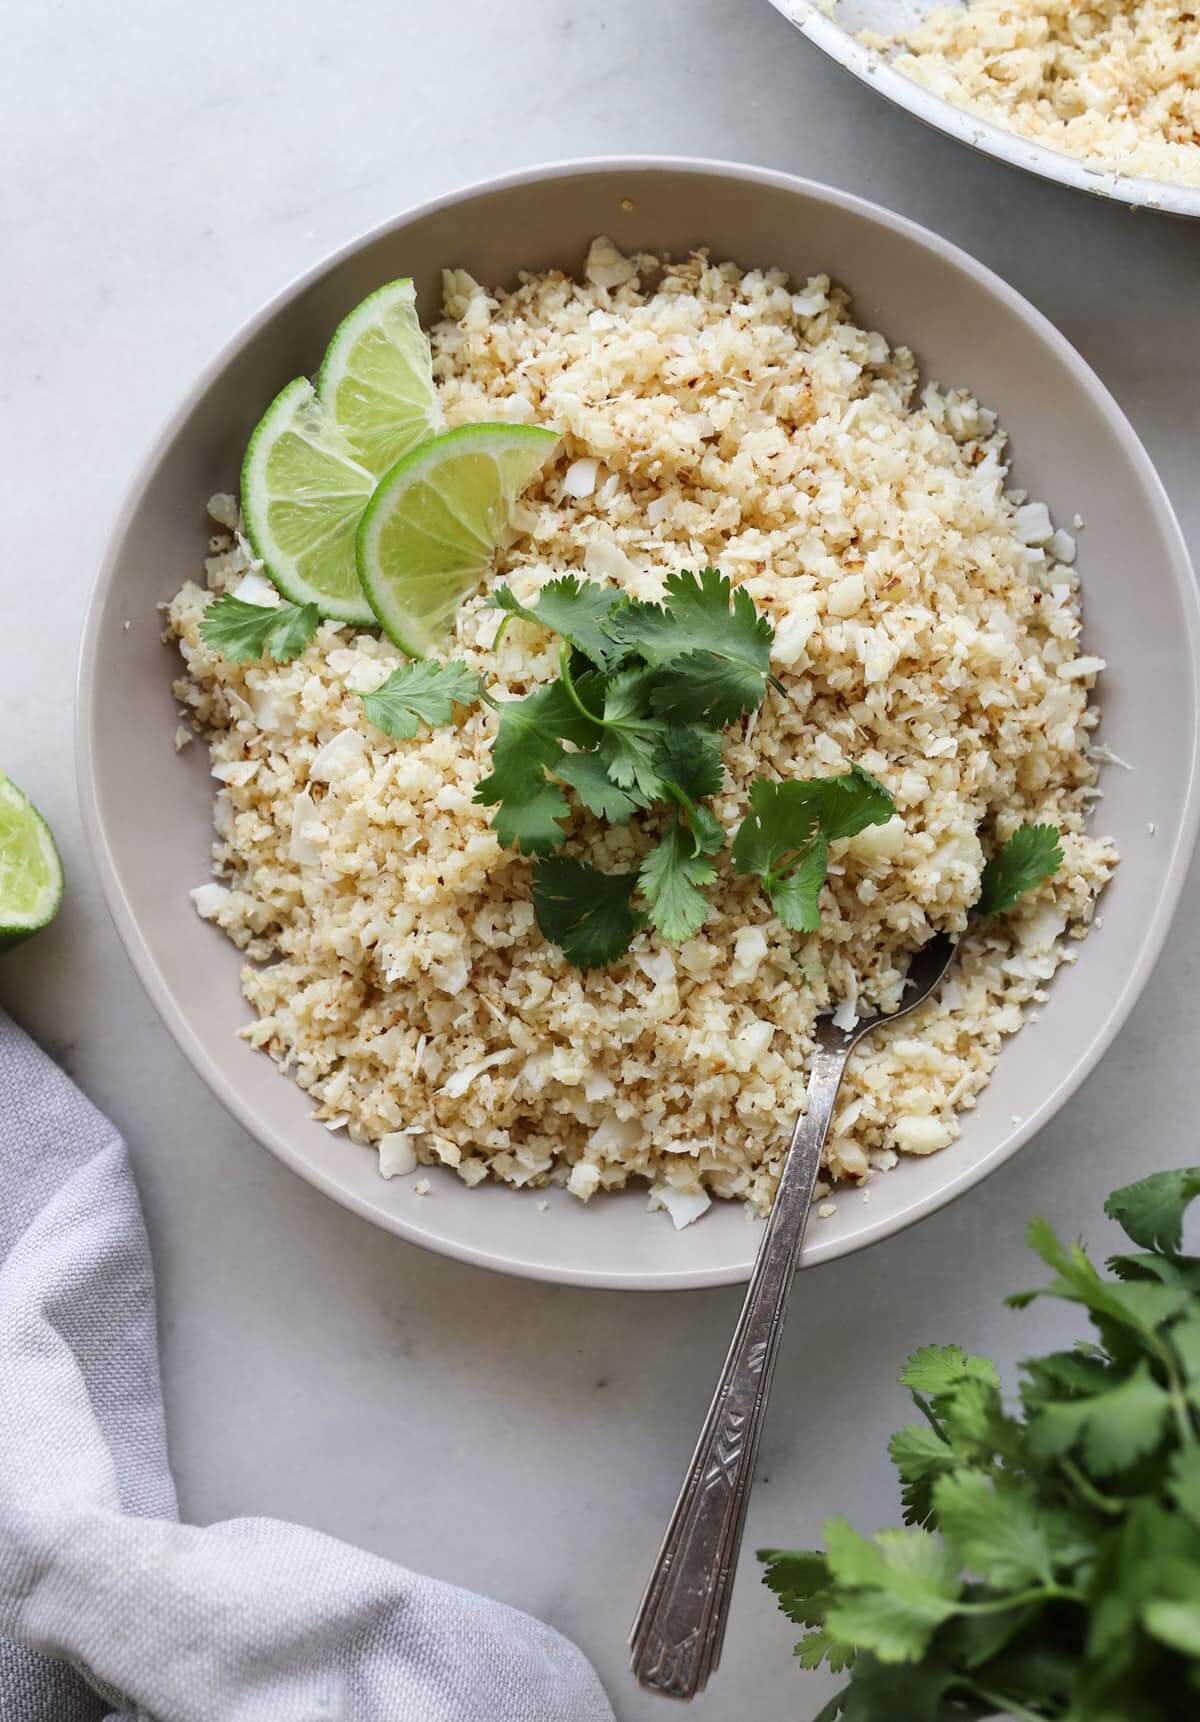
(3, 2), (1200, 1716)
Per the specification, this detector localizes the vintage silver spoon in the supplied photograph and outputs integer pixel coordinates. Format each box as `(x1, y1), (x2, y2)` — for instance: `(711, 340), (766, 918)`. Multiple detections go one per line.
(630, 931), (959, 1700)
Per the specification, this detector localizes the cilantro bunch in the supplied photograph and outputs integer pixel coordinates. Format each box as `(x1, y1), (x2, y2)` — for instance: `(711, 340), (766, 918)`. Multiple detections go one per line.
(761, 1168), (1200, 1721)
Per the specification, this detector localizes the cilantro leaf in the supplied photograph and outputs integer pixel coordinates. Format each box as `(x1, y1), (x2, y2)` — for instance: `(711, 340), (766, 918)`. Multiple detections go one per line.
(359, 659), (480, 740)
(935, 1377), (1022, 1467)
(795, 1627), (854, 1674)
(639, 808), (723, 943)
(532, 856), (641, 968)
(491, 576), (628, 669)
(822, 1521), (962, 1664)
(760, 1548), (833, 1628)
(887, 1424), (959, 1528)
(649, 649), (769, 728)
(977, 822), (1063, 916)
(1026, 1360), (1173, 1477)
(1105, 1167), (1200, 1259)
(604, 566), (774, 721)
(931, 1472), (1056, 1589)
(1142, 1595), (1200, 1659)
(1008, 1216), (1192, 1353)
(553, 751), (644, 823)
(1168, 1449), (1200, 1530)
(899, 1345), (1002, 1399)
(654, 724), (725, 804)
(766, 837), (828, 932)
(199, 593), (320, 663)
(821, 1651), (957, 1721)
(731, 765), (895, 931)
(593, 667), (669, 801)
(474, 682), (600, 855)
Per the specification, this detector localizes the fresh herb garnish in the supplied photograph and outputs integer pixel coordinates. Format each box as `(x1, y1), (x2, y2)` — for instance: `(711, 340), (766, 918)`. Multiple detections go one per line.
(731, 765), (896, 932)
(490, 574), (627, 669)
(359, 659), (481, 740)
(605, 566), (775, 724)
(474, 682), (599, 856)
(475, 567), (781, 960)
(978, 822), (1064, 916)
(761, 1166), (1200, 1718)
(553, 751), (644, 824)
(639, 803), (725, 943)
(531, 856), (643, 970)
(199, 592), (320, 664)
(589, 665), (677, 802)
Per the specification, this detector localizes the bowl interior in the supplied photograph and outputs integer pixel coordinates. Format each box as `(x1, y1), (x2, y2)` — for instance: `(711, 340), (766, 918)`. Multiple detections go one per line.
(80, 161), (1199, 1288)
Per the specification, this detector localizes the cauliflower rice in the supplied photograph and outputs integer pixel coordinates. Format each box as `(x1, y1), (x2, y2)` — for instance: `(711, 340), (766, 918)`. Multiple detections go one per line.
(866, 0), (1200, 190)
(169, 240), (1116, 1224)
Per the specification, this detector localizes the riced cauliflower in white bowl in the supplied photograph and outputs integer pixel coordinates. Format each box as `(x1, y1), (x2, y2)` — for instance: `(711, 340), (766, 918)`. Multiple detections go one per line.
(79, 159), (1200, 1288)
(768, 2), (1200, 218)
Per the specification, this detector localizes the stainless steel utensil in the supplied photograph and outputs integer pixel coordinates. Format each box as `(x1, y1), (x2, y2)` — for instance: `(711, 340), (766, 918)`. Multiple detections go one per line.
(630, 931), (959, 1699)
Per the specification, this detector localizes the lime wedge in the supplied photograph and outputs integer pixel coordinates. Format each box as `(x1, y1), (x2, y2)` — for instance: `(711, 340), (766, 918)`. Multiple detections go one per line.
(241, 378), (376, 624)
(316, 278), (444, 477)
(0, 773), (64, 953)
(356, 423), (561, 654)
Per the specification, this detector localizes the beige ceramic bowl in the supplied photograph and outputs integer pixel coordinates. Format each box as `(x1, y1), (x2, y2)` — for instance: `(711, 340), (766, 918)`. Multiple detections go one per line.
(78, 159), (1200, 1290)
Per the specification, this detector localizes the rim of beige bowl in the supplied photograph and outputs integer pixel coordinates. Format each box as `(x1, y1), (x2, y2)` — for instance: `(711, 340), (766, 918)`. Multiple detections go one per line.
(77, 156), (1200, 1290)
(767, 1), (1200, 221)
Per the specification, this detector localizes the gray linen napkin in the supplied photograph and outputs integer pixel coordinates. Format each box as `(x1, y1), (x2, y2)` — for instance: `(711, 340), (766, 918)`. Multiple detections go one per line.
(0, 1009), (615, 1722)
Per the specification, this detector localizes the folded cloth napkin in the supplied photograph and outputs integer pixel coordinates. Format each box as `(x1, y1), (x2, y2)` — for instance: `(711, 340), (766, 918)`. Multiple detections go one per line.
(0, 1009), (615, 1722)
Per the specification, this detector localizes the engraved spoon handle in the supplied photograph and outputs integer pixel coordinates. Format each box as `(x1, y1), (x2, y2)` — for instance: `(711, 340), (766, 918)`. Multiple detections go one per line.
(630, 1039), (850, 1699)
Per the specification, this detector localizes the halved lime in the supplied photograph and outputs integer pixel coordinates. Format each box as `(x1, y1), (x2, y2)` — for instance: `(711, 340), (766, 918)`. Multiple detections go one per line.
(356, 423), (561, 654)
(316, 279), (443, 477)
(0, 773), (64, 953)
(241, 378), (377, 625)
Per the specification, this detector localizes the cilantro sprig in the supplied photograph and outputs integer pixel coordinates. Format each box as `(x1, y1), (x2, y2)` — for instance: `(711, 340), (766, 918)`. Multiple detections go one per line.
(731, 764), (896, 932)
(978, 823), (1064, 916)
(199, 592), (320, 664)
(761, 1167), (1200, 1719)
(359, 660), (481, 741)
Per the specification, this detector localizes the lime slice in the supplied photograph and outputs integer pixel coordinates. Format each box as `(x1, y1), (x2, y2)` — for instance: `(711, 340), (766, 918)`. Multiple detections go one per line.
(241, 378), (376, 625)
(0, 773), (64, 953)
(357, 423), (561, 654)
(316, 278), (444, 477)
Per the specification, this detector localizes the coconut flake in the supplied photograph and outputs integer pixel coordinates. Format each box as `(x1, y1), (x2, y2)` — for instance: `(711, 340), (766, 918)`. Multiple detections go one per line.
(232, 570), (279, 607)
(562, 457), (600, 499)
(439, 1049), (517, 1100)
(649, 1186), (712, 1230)
(190, 883), (231, 919)
(309, 728), (367, 783)
(379, 1131), (421, 1178)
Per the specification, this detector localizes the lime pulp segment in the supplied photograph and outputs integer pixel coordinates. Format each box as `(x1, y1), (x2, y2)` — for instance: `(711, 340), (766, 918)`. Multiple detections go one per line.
(316, 278), (444, 478)
(240, 378), (377, 625)
(0, 773), (63, 950)
(356, 423), (561, 655)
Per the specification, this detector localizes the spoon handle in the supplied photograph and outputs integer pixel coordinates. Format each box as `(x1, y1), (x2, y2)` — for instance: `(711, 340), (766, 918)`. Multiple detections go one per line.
(629, 1039), (849, 1699)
